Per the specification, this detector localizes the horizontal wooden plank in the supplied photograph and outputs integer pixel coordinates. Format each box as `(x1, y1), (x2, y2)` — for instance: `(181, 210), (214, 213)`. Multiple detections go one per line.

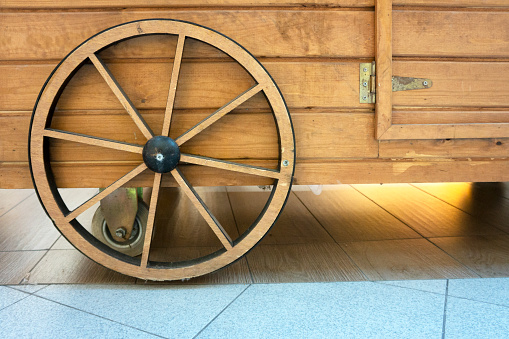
(1, 0), (507, 9)
(393, 61), (509, 107)
(393, 111), (509, 125)
(379, 123), (509, 140)
(380, 137), (509, 159)
(0, 1), (373, 9)
(4, 158), (509, 189)
(0, 111), (378, 162)
(0, 61), (362, 111)
(0, 10), (374, 61)
(4, 60), (508, 113)
(394, 11), (509, 58)
(2, 10), (509, 62)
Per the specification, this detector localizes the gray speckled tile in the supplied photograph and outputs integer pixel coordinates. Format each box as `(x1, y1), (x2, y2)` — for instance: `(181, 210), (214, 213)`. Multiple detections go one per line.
(36, 284), (248, 338)
(0, 295), (159, 339)
(8, 284), (48, 294)
(197, 281), (445, 338)
(377, 279), (447, 295)
(445, 296), (509, 338)
(0, 286), (29, 310)
(448, 278), (509, 307)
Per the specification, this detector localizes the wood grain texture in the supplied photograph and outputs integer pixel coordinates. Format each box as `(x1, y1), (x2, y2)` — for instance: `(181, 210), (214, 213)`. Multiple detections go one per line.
(393, 11), (509, 58)
(151, 187), (239, 248)
(246, 243), (367, 283)
(1, 112), (377, 163)
(143, 248), (252, 284)
(430, 235), (509, 278)
(353, 184), (504, 238)
(227, 191), (334, 244)
(0, 189), (33, 216)
(27, 249), (136, 284)
(341, 239), (479, 280)
(392, 62), (509, 108)
(2, 0), (508, 9)
(0, 62), (362, 111)
(294, 186), (420, 242)
(413, 182), (509, 234)
(5, 157), (509, 189)
(0, 251), (47, 284)
(379, 138), (509, 159)
(375, 0), (392, 138)
(0, 11), (374, 61)
(0, 195), (60, 251)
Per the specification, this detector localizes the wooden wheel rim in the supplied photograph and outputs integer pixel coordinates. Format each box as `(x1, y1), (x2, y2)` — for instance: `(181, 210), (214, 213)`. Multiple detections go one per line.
(29, 19), (295, 280)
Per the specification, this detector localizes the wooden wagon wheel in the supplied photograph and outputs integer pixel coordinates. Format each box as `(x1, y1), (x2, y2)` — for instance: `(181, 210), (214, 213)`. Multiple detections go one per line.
(29, 19), (295, 280)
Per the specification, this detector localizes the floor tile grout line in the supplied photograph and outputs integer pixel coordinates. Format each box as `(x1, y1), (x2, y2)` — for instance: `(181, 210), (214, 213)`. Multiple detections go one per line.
(225, 190), (255, 284)
(192, 283), (252, 339)
(293, 191), (370, 281)
(26, 293), (168, 338)
(0, 293), (32, 313)
(423, 237), (482, 279)
(446, 294), (509, 310)
(0, 190), (35, 219)
(374, 281), (448, 297)
(410, 183), (509, 236)
(441, 280), (449, 339)
(349, 184), (429, 239)
(16, 250), (50, 284)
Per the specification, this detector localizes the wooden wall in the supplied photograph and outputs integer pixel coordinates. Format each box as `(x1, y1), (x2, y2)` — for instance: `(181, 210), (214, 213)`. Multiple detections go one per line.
(1, 0), (509, 188)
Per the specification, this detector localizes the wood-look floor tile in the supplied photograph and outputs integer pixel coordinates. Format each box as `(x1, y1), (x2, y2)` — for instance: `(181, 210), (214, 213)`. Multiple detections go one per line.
(0, 189), (33, 217)
(0, 195), (60, 251)
(341, 239), (478, 281)
(430, 235), (509, 278)
(295, 186), (421, 242)
(28, 250), (135, 284)
(227, 191), (334, 244)
(246, 243), (366, 283)
(0, 251), (46, 284)
(151, 187), (238, 248)
(139, 247), (252, 284)
(353, 184), (503, 237)
(414, 182), (509, 233)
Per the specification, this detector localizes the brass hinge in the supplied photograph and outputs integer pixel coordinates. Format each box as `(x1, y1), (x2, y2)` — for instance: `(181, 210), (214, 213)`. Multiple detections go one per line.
(360, 62), (433, 104)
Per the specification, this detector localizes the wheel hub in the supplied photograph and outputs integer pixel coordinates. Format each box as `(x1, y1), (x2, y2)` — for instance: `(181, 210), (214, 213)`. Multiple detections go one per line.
(142, 136), (180, 173)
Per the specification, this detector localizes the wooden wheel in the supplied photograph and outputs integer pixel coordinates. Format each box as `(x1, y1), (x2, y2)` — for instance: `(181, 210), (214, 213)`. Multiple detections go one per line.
(29, 19), (295, 280)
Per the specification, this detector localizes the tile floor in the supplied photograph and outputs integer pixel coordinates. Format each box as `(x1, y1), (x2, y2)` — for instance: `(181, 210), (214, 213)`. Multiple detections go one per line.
(1, 278), (508, 338)
(1, 183), (509, 337)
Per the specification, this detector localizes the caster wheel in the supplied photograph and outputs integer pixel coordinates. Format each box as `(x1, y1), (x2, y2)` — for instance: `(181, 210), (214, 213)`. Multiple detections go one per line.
(91, 201), (148, 257)
(29, 19), (295, 281)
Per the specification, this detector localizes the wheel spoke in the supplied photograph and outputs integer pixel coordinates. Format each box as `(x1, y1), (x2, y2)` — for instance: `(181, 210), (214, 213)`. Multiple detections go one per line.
(161, 34), (185, 137)
(44, 129), (143, 154)
(89, 53), (154, 140)
(175, 84), (263, 146)
(171, 168), (233, 250)
(64, 163), (147, 222)
(140, 172), (162, 268)
(180, 153), (282, 179)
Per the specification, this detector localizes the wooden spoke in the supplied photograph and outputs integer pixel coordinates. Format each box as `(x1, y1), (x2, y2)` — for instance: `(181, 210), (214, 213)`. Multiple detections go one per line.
(161, 34), (185, 137)
(44, 128), (143, 154)
(64, 163), (147, 222)
(89, 53), (154, 140)
(171, 168), (233, 250)
(180, 153), (282, 179)
(175, 84), (263, 146)
(140, 172), (162, 268)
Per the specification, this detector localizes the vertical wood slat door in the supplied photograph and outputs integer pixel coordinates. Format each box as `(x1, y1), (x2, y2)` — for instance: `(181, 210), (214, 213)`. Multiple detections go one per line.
(375, 0), (509, 140)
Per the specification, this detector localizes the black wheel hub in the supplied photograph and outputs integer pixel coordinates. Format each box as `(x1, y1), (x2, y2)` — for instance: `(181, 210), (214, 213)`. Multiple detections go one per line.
(142, 136), (180, 173)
